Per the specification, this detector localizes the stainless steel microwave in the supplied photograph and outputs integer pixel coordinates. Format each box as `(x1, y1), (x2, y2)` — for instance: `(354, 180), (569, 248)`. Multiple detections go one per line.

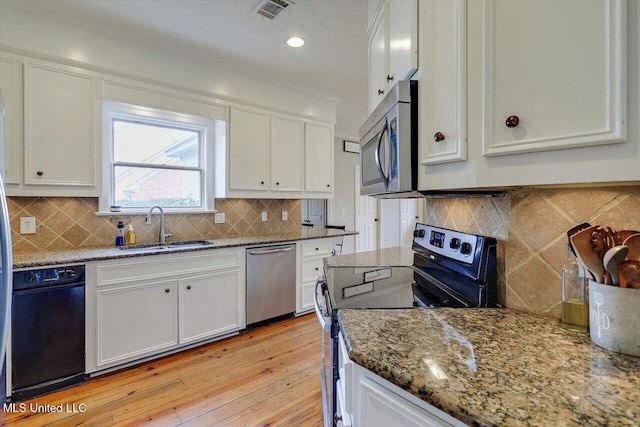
(359, 80), (420, 198)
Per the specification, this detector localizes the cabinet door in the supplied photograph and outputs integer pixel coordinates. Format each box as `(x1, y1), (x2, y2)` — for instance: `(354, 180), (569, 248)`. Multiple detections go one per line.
(359, 376), (449, 427)
(304, 122), (333, 193)
(420, 0), (466, 165)
(479, 0), (625, 157)
(96, 280), (178, 367)
(229, 106), (269, 190)
(388, 0), (418, 84)
(23, 62), (97, 187)
(271, 115), (304, 191)
(0, 56), (19, 184)
(179, 270), (241, 344)
(369, 2), (389, 113)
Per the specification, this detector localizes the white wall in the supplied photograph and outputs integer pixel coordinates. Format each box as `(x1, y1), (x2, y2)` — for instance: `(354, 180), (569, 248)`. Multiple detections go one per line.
(0, 5), (337, 125)
(330, 136), (359, 254)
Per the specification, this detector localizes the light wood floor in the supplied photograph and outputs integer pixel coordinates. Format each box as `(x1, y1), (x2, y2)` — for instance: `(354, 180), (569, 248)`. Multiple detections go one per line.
(2, 314), (323, 427)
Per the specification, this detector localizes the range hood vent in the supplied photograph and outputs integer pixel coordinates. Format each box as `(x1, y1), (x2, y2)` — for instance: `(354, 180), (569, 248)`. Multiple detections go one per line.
(255, 0), (293, 19)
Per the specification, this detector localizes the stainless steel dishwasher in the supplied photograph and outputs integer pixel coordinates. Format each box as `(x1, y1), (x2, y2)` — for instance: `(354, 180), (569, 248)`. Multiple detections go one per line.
(246, 244), (296, 326)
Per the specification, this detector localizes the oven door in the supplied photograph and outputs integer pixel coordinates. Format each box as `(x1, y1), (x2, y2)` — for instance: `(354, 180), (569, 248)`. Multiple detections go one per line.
(314, 277), (334, 427)
(360, 113), (390, 195)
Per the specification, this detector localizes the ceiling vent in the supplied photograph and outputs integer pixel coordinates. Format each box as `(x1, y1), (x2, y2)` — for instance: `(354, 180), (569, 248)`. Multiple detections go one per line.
(254, 0), (293, 20)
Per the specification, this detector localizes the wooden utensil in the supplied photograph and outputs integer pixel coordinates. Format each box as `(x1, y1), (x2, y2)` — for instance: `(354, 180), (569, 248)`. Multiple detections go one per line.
(590, 226), (616, 259)
(615, 230), (639, 246)
(619, 260), (640, 288)
(623, 233), (640, 261)
(603, 245), (629, 286)
(567, 222), (591, 257)
(570, 225), (604, 283)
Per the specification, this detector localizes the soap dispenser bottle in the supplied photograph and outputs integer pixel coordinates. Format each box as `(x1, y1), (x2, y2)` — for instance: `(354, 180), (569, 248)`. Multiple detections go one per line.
(125, 224), (136, 245)
(115, 221), (125, 247)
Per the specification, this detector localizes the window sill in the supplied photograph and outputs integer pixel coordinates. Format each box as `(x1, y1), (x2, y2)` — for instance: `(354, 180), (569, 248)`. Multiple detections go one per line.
(95, 209), (218, 217)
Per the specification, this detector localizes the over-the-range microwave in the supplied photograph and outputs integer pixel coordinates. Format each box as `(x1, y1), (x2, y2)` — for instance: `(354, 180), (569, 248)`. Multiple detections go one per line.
(359, 80), (421, 198)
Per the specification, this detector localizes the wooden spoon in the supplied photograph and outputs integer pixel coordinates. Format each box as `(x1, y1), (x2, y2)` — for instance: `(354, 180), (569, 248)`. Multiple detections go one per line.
(570, 225), (604, 283)
(623, 233), (640, 261)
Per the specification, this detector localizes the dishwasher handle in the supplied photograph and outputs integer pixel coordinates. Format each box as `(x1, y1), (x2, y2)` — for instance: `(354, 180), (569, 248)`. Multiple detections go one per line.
(248, 246), (294, 256)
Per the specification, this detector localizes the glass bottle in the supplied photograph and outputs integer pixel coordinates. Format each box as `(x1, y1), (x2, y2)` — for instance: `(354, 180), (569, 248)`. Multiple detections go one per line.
(562, 245), (589, 332)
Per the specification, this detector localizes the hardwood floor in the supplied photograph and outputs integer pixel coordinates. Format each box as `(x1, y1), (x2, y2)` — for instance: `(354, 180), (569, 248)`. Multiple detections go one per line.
(2, 314), (323, 426)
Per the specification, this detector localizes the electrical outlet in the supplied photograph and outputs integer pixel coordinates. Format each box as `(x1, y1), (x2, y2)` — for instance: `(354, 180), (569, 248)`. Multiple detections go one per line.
(261, 211), (267, 222)
(282, 211), (288, 221)
(20, 217), (36, 234)
(214, 212), (226, 224)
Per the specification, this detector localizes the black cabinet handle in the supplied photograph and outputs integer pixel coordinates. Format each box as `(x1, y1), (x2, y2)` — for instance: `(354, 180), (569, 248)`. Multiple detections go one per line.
(378, 89), (384, 95)
(187, 285), (192, 290)
(165, 288), (170, 293)
(505, 115), (520, 128)
(36, 170), (44, 176)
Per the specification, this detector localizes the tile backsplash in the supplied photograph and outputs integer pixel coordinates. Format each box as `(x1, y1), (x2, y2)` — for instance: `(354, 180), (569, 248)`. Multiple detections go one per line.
(8, 197), (301, 252)
(425, 186), (640, 318)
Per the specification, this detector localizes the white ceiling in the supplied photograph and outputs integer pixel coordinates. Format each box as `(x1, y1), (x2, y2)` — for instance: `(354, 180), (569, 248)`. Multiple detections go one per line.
(5, 0), (369, 139)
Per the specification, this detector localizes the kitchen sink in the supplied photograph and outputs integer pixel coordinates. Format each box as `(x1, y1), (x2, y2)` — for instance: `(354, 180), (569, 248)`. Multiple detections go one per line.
(118, 240), (216, 252)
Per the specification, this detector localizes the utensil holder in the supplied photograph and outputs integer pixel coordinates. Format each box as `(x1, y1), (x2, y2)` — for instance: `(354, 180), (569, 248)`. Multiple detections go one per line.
(589, 280), (640, 357)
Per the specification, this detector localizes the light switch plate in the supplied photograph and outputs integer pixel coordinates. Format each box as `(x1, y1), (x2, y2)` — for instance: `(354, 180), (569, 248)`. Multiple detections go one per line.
(261, 211), (267, 222)
(214, 212), (225, 224)
(282, 211), (288, 221)
(20, 217), (36, 234)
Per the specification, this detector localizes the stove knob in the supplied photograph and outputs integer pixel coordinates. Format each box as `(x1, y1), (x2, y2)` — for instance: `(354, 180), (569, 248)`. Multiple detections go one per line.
(460, 242), (473, 256)
(449, 238), (461, 250)
(413, 229), (425, 238)
(26, 272), (39, 283)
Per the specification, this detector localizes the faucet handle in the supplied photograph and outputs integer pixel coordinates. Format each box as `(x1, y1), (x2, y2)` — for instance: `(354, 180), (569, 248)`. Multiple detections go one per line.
(164, 227), (172, 241)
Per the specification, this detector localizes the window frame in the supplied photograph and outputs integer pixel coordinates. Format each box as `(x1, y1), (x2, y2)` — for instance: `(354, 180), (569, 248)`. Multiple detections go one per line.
(100, 101), (216, 214)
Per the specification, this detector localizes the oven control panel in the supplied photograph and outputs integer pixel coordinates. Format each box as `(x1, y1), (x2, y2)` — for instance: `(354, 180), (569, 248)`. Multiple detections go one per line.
(413, 224), (476, 263)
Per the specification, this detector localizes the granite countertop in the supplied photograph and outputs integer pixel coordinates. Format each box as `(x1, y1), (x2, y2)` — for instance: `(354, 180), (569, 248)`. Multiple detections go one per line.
(12, 227), (356, 269)
(324, 246), (415, 267)
(338, 308), (640, 426)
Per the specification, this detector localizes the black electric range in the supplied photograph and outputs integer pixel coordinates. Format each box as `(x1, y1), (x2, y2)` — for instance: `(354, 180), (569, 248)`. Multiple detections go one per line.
(316, 224), (498, 427)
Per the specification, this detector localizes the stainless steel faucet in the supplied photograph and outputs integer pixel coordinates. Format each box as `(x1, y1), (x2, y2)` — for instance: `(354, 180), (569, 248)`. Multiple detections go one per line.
(145, 206), (171, 243)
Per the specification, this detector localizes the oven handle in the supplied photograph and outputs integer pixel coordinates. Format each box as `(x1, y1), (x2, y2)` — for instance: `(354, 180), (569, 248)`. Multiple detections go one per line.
(314, 277), (330, 332)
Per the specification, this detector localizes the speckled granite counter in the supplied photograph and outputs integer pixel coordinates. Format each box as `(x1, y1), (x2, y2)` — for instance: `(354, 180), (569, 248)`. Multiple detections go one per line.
(338, 308), (640, 426)
(324, 246), (415, 268)
(12, 228), (356, 269)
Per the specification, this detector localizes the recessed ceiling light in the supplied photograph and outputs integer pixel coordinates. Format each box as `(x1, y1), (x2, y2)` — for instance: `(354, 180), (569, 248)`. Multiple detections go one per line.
(287, 37), (305, 48)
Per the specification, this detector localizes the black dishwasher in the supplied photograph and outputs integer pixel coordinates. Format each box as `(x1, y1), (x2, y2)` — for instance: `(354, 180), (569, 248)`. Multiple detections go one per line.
(11, 266), (85, 400)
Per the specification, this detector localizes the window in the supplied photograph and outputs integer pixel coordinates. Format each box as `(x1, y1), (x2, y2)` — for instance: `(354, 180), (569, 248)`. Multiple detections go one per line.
(102, 102), (216, 212)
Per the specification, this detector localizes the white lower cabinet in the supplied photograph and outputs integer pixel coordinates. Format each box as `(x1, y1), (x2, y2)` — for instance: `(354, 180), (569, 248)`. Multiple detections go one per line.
(350, 361), (465, 427)
(86, 249), (244, 373)
(296, 238), (332, 314)
(97, 280), (179, 366)
(179, 270), (241, 344)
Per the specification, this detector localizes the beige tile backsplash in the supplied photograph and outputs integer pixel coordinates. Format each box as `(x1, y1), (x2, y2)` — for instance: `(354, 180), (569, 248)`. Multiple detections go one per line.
(9, 185), (640, 319)
(425, 186), (640, 318)
(8, 197), (301, 252)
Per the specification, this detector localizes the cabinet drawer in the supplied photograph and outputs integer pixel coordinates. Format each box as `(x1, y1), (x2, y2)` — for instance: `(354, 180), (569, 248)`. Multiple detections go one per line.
(302, 240), (332, 257)
(302, 258), (324, 282)
(96, 250), (241, 285)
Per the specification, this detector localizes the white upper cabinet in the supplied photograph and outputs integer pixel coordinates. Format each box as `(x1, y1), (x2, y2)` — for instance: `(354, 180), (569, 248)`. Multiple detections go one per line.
(271, 115), (304, 192)
(368, 0), (418, 113)
(22, 61), (100, 195)
(222, 106), (334, 199)
(478, 0), (625, 158)
(387, 0), (418, 86)
(304, 122), (334, 193)
(0, 55), (20, 185)
(416, 0), (636, 190)
(419, 0), (467, 167)
(228, 106), (270, 191)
